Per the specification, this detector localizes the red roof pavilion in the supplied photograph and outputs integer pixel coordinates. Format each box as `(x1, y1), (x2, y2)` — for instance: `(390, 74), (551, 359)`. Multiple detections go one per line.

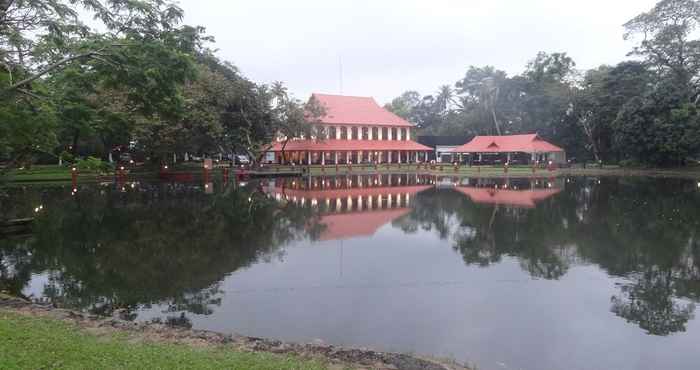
(450, 134), (564, 154)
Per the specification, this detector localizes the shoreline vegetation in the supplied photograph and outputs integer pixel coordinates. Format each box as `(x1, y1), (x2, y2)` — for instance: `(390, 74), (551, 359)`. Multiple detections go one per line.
(0, 294), (467, 370)
(2, 163), (700, 184)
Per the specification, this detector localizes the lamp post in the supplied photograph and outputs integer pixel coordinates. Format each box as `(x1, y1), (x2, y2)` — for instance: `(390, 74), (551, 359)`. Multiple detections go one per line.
(71, 167), (77, 189)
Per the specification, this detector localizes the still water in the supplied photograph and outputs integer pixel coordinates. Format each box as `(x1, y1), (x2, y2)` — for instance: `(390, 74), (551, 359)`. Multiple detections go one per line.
(2, 175), (699, 370)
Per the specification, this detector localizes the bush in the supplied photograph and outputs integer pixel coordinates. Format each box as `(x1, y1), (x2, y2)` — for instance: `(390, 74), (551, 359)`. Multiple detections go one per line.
(618, 159), (642, 168)
(75, 156), (113, 174)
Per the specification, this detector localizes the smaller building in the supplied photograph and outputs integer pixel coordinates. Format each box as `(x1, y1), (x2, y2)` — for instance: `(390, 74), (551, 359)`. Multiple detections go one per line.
(450, 134), (566, 165)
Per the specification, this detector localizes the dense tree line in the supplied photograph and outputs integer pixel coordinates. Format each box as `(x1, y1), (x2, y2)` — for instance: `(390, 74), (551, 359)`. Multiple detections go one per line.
(0, 0), (317, 168)
(386, 0), (700, 166)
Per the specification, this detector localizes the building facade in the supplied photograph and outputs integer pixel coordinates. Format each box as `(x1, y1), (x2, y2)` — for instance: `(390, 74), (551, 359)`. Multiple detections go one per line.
(267, 93), (432, 164)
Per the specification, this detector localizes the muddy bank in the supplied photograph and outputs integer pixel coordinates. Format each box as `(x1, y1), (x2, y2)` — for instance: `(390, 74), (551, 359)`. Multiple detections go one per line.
(0, 294), (468, 370)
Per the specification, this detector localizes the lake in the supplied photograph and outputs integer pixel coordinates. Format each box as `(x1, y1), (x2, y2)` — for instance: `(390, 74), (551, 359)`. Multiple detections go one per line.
(1, 174), (699, 370)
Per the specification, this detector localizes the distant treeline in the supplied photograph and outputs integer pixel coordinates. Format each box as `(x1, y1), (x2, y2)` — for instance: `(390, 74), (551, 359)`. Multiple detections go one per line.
(385, 0), (700, 166)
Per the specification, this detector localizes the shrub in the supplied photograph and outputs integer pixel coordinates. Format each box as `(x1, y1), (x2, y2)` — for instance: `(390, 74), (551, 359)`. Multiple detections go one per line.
(75, 156), (113, 174)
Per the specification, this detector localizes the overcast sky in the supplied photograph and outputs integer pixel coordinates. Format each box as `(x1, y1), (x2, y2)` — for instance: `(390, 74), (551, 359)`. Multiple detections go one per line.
(175, 0), (659, 104)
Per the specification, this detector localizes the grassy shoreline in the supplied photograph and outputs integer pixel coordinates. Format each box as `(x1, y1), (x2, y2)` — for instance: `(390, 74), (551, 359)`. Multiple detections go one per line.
(0, 294), (465, 370)
(0, 310), (328, 370)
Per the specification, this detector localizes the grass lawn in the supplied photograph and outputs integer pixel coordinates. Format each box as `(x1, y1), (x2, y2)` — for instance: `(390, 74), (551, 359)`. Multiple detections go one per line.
(2, 165), (90, 182)
(0, 311), (328, 370)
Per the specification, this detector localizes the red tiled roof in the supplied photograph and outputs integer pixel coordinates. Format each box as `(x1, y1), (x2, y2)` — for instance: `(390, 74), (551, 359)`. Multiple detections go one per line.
(450, 134), (564, 153)
(318, 209), (411, 241)
(311, 93), (414, 127)
(269, 139), (432, 152)
(453, 187), (562, 208)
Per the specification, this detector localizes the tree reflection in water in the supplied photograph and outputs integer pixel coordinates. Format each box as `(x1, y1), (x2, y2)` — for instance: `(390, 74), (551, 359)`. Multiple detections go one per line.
(401, 176), (700, 335)
(0, 181), (322, 320)
(2, 175), (700, 336)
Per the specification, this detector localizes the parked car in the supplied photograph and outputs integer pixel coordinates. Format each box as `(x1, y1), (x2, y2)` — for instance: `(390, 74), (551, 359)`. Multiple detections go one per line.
(234, 155), (250, 165)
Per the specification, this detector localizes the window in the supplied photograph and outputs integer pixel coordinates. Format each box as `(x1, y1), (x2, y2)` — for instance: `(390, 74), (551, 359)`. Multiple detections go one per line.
(372, 127), (378, 140)
(401, 128), (406, 140)
(382, 127), (388, 141)
(317, 126), (326, 139)
(362, 127), (369, 140)
(340, 126), (347, 140)
(391, 128), (397, 140)
(329, 126), (337, 139)
(351, 126), (358, 140)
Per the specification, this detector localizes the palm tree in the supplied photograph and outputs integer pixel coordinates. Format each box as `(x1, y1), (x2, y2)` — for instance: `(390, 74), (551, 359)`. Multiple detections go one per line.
(463, 77), (502, 135)
(270, 81), (288, 108)
(435, 85), (455, 114)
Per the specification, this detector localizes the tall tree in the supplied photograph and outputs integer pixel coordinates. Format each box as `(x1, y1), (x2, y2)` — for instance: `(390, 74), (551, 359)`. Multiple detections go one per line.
(624, 0), (700, 103)
(455, 66), (509, 135)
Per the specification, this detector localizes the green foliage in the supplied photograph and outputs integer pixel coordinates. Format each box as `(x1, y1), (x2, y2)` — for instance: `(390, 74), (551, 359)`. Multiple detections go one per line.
(74, 156), (113, 174)
(0, 94), (58, 165)
(1, 0), (281, 167)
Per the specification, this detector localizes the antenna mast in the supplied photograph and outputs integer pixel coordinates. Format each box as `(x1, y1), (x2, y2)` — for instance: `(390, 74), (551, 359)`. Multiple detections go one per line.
(339, 55), (343, 94)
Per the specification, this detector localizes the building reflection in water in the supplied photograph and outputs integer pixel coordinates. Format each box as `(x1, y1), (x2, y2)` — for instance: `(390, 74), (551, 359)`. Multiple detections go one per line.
(262, 174), (564, 241)
(262, 174), (434, 241)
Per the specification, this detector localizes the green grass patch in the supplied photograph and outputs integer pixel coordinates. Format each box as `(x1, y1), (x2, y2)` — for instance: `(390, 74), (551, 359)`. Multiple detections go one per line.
(0, 311), (327, 370)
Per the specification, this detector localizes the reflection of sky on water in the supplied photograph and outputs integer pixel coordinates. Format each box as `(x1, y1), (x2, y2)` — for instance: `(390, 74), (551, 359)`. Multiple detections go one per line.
(4, 175), (700, 370)
(135, 222), (700, 370)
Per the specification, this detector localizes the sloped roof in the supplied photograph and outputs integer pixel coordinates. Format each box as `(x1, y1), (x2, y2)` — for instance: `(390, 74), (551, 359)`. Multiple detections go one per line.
(318, 209), (411, 241)
(269, 139), (432, 152)
(453, 187), (562, 208)
(263, 184), (432, 241)
(311, 93), (414, 127)
(450, 134), (564, 153)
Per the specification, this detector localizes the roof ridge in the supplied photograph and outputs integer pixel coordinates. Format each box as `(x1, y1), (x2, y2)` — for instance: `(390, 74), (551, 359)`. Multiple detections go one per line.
(312, 92), (375, 99)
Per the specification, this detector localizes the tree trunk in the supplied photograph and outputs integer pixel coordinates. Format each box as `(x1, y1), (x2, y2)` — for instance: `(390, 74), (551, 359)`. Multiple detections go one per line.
(491, 108), (502, 135)
(280, 138), (290, 164)
(580, 115), (600, 162)
(72, 131), (80, 156)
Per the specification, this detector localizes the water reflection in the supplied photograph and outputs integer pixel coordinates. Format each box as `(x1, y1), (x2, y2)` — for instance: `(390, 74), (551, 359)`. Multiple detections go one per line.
(262, 174), (433, 241)
(1, 175), (700, 340)
(0, 181), (319, 320)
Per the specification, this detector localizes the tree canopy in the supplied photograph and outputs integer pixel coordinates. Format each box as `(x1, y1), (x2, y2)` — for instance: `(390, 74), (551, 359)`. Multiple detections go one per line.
(385, 0), (700, 166)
